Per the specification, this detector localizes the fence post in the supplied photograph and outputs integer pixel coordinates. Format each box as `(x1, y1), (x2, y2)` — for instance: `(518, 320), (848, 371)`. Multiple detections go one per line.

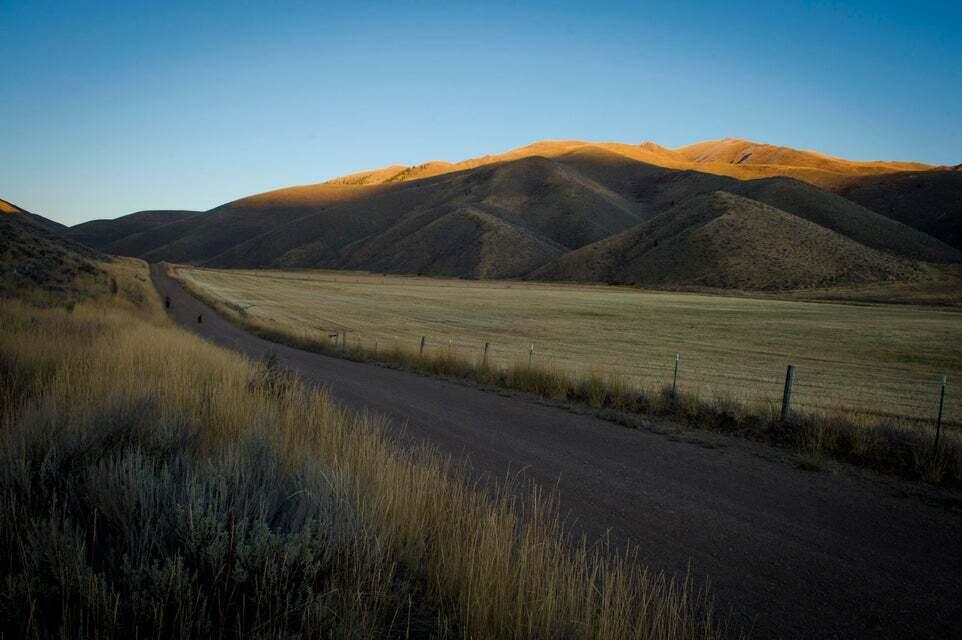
(671, 353), (680, 402)
(481, 342), (489, 368)
(340, 331), (347, 351)
(781, 365), (796, 420)
(934, 375), (947, 453)
(528, 343), (534, 368)
(419, 336), (425, 356)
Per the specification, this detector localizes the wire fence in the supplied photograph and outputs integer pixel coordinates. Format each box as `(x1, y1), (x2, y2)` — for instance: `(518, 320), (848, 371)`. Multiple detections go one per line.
(317, 327), (956, 428)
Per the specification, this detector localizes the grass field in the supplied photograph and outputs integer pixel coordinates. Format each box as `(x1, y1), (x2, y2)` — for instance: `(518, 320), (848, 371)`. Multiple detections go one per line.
(174, 267), (962, 425)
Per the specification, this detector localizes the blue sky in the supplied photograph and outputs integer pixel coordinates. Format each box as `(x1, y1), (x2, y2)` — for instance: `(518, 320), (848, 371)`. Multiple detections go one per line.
(2, 1), (960, 225)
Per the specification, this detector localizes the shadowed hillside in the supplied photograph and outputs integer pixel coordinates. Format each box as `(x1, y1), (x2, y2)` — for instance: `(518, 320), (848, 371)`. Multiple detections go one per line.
(62, 138), (962, 290)
(532, 191), (927, 290)
(728, 178), (960, 262)
(0, 198), (68, 234)
(1, 203), (110, 304)
(67, 209), (201, 251)
(835, 170), (962, 251)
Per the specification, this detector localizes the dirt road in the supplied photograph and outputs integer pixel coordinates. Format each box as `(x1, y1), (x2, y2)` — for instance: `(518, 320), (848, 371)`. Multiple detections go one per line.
(152, 265), (962, 639)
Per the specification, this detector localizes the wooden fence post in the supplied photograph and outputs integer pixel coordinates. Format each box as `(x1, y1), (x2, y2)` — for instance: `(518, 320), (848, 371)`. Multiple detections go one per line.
(934, 375), (947, 453)
(481, 342), (489, 368)
(528, 343), (534, 368)
(671, 353), (680, 402)
(419, 336), (425, 356)
(781, 365), (796, 420)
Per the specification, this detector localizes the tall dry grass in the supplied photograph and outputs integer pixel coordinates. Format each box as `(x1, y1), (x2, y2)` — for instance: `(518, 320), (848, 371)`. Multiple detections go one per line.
(0, 267), (717, 638)
(175, 269), (962, 488)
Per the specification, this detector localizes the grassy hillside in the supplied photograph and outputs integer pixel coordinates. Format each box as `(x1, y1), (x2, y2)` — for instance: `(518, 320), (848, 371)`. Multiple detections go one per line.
(181, 156), (652, 278)
(62, 138), (961, 289)
(836, 170), (962, 251)
(730, 177), (960, 262)
(534, 191), (925, 289)
(1, 197), (68, 233)
(0, 207), (112, 305)
(67, 209), (201, 250)
(323, 138), (934, 188)
(673, 138), (931, 175)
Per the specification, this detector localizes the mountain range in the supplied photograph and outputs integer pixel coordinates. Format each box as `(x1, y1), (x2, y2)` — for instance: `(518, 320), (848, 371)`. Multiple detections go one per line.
(8, 138), (962, 291)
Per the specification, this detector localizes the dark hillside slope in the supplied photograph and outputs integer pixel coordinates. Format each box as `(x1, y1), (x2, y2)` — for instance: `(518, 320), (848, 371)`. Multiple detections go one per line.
(202, 156), (647, 276)
(730, 178), (960, 263)
(533, 192), (925, 290)
(835, 170), (962, 251)
(552, 146), (734, 215)
(342, 206), (565, 278)
(549, 149), (961, 264)
(1, 208), (109, 303)
(0, 198), (68, 234)
(138, 188), (366, 264)
(552, 150), (960, 264)
(67, 210), (201, 251)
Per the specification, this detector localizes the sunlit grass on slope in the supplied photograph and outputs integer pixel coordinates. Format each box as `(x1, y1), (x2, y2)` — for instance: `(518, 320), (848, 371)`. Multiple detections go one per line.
(0, 264), (715, 639)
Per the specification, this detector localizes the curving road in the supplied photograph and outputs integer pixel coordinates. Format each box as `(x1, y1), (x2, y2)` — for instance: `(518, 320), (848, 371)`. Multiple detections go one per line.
(151, 264), (962, 639)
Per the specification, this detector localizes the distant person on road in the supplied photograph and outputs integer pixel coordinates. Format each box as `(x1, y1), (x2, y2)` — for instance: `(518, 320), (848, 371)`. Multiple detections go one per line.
(164, 295), (171, 309)
(197, 314), (203, 324)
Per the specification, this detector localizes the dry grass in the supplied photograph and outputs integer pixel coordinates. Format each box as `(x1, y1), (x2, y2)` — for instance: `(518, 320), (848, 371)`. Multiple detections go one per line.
(172, 266), (962, 487)
(0, 210), (110, 307)
(173, 266), (962, 424)
(0, 262), (716, 639)
(320, 139), (932, 189)
(536, 190), (932, 289)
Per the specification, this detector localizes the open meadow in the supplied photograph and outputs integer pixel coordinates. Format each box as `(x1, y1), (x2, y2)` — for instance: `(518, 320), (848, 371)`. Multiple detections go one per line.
(174, 267), (962, 426)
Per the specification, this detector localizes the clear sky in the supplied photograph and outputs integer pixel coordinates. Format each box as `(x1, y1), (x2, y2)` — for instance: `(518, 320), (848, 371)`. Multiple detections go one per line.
(2, 1), (960, 226)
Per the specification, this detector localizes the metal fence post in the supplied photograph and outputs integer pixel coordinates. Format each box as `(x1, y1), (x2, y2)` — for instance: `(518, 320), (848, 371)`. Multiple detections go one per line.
(781, 365), (796, 420)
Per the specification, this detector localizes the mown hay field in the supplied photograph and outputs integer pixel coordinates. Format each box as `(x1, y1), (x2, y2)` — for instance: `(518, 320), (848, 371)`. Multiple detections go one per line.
(175, 267), (962, 424)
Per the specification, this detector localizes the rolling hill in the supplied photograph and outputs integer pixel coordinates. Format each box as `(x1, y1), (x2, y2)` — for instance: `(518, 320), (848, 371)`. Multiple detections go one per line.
(835, 170), (962, 251)
(532, 191), (926, 290)
(0, 198), (69, 234)
(316, 138), (937, 188)
(1, 202), (110, 304)
(68, 209), (201, 252)
(54, 138), (962, 291)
